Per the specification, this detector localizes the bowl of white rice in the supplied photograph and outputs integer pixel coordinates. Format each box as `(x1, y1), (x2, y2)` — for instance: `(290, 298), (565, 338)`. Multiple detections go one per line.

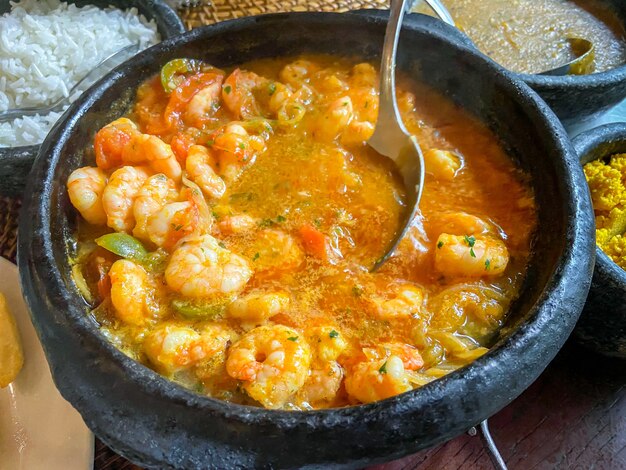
(0, 0), (185, 196)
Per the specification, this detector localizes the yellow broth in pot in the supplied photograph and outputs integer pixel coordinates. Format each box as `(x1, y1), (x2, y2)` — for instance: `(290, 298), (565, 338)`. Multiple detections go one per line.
(67, 56), (537, 410)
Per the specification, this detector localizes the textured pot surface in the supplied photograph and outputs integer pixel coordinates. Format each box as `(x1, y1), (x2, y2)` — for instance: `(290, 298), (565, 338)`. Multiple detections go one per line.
(520, 0), (626, 124)
(18, 12), (595, 469)
(0, 0), (186, 197)
(573, 123), (626, 358)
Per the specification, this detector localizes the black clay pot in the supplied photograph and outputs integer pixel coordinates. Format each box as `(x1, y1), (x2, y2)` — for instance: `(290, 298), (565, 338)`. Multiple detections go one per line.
(518, 0), (626, 124)
(0, 0), (186, 197)
(18, 12), (595, 469)
(573, 123), (626, 358)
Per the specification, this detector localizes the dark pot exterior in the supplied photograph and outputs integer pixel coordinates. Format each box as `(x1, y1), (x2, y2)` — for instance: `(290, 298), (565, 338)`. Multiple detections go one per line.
(18, 13), (595, 469)
(0, 0), (186, 197)
(520, 0), (626, 124)
(573, 123), (626, 358)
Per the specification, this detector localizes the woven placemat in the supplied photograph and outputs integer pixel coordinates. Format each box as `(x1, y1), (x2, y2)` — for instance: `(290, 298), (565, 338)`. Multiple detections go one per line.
(0, 1), (392, 469)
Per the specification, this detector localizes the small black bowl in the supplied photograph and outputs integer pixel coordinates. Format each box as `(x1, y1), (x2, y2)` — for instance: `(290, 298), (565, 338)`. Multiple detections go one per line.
(517, 0), (626, 125)
(0, 0), (185, 197)
(18, 12), (595, 469)
(573, 123), (626, 358)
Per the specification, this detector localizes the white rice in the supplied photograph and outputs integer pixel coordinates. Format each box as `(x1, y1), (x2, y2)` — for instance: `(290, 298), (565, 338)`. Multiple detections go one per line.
(0, 0), (160, 147)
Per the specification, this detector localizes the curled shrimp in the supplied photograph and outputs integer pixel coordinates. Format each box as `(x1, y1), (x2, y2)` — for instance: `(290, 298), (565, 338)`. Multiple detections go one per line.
(165, 234), (253, 298)
(434, 234), (509, 278)
(226, 325), (312, 408)
(122, 132), (182, 181)
(228, 291), (290, 327)
(184, 74), (224, 128)
(102, 166), (150, 233)
(133, 174), (177, 241)
(211, 123), (267, 182)
(279, 60), (319, 87)
(297, 360), (344, 406)
(222, 69), (272, 119)
(67, 166), (108, 225)
(344, 356), (412, 404)
(313, 96), (353, 142)
(371, 284), (425, 320)
(185, 144), (226, 200)
(94, 118), (139, 170)
(144, 323), (232, 374)
(428, 211), (494, 239)
(429, 283), (507, 331)
(306, 326), (348, 364)
(109, 259), (151, 326)
(146, 180), (213, 249)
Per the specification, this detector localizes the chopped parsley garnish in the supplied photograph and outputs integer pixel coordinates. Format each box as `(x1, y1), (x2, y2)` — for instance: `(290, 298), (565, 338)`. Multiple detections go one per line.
(238, 142), (246, 150)
(352, 286), (363, 297)
(218, 242), (226, 248)
(314, 218), (322, 228)
(268, 82), (277, 95)
(379, 361), (388, 374)
(464, 235), (476, 258)
(329, 330), (339, 339)
(485, 259), (491, 271)
(287, 336), (298, 342)
(253, 252), (260, 261)
(276, 215), (287, 223)
(343, 101), (349, 106)
(224, 85), (232, 94)
(437, 241), (444, 249)
(172, 223), (183, 231)
(205, 139), (215, 146)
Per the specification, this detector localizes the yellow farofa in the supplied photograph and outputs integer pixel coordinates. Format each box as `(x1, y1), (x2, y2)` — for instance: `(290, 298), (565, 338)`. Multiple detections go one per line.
(0, 292), (24, 387)
(584, 154), (626, 269)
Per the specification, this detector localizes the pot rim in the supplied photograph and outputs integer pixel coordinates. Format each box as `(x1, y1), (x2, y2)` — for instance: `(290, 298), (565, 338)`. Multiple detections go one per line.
(573, 122), (626, 285)
(18, 11), (594, 430)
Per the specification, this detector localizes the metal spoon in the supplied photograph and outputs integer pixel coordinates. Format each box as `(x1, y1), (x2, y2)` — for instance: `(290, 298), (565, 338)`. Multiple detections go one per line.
(0, 43), (140, 123)
(538, 37), (595, 76)
(370, 0), (454, 271)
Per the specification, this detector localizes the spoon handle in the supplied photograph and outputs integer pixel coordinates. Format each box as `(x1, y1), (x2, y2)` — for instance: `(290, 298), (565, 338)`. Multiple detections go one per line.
(369, 0), (411, 155)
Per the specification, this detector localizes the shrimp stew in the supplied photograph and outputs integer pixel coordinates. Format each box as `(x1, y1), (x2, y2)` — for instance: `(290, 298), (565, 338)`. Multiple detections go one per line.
(68, 56), (537, 410)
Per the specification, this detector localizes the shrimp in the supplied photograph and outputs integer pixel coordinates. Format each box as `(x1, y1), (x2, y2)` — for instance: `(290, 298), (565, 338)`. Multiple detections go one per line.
(222, 69), (271, 119)
(428, 212), (494, 239)
(185, 144), (226, 200)
(108, 260), (151, 326)
(184, 76), (224, 127)
(279, 60), (318, 87)
(122, 133), (182, 181)
(434, 234), (509, 278)
(344, 356), (412, 404)
(429, 283), (507, 331)
(424, 149), (463, 181)
(228, 291), (290, 326)
(146, 182), (213, 249)
(94, 117), (139, 170)
(212, 123), (266, 182)
(377, 343), (424, 371)
(306, 326), (348, 364)
(349, 63), (377, 88)
(67, 166), (108, 225)
(313, 96), (353, 142)
(165, 234), (253, 298)
(218, 214), (259, 235)
(144, 323), (232, 374)
(247, 229), (305, 276)
(372, 284), (425, 320)
(102, 166), (150, 233)
(297, 361), (343, 405)
(225, 325), (312, 408)
(132, 174), (177, 241)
